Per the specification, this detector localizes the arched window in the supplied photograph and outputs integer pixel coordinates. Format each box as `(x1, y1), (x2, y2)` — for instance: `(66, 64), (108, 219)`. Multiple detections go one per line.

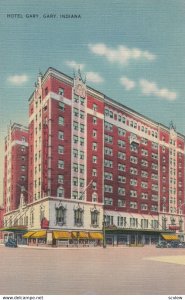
(74, 207), (84, 226)
(90, 206), (100, 227)
(55, 205), (66, 225)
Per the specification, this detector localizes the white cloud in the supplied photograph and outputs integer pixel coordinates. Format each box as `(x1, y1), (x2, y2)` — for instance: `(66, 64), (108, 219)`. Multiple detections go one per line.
(86, 72), (104, 83)
(88, 43), (156, 64)
(7, 74), (29, 86)
(65, 60), (85, 70)
(120, 77), (136, 90)
(139, 79), (177, 101)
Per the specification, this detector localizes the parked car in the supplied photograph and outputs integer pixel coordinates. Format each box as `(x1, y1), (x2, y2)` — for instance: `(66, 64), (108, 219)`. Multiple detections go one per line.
(5, 237), (17, 248)
(156, 241), (168, 248)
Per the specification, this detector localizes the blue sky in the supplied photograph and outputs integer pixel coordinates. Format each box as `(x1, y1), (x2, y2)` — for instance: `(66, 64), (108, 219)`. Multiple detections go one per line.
(0, 0), (185, 203)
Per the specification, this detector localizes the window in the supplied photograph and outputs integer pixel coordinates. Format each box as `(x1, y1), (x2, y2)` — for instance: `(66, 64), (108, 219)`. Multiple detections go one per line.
(105, 134), (113, 144)
(92, 169), (97, 176)
(130, 167), (138, 175)
(141, 193), (148, 200)
(104, 197), (113, 205)
(141, 149), (148, 156)
(118, 175), (126, 183)
(118, 152), (126, 160)
(74, 108), (79, 117)
(80, 124), (85, 133)
(104, 122), (113, 132)
(130, 190), (137, 198)
(130, 217), (138, 227)
(58, 131), (64, 140)
(118, 187), (125, 195)
(80, 151), (84, 160)
(141, 138), (148, 145)
(72, 191), (78, 199)
(80, 179), (85, 188)
(74, 207), (84, 226)
(80, 137), (84, 146)
(80, 111), (85, 119)
(152, 153), (158, 160)
(93, 156), (97, 164)
(130, 156), (138, 164)
(118, 140), (125, 148)
(92, 192), (98, 203)
(93, 130), (97, 138)
(73, 149), (78, 158)
(141, 160), (148, 167)
(118, 128), (126, 136)
(73, 177), (78, 186)
(141, 181), (148, 189)
(118, 200), (126, 207)
(130, 201), (137, 209)
(73, 135), (78, 144)
(141, 170), (148, 178)
(130, 144), (138, 153)
(80, 97), (84, 106)
(118, 163), (126, 171)
(57, 187), (64, 197)
(104, 159), (113, 168)
(104, 185), (113, 193)
(141, 204), (148, 211)
(93, 103), (97, 111)
(58, 160), (64, 169)
(59, 101), (65, 111)
(105, 215), (114, 226)
(21, 165), (26, 171)
(93, 117), (97, 124)
(152, 184), (158, 191)
(58, 87), (64, 95)
(92, 142), (97, 151)
(130, 179), (138, 186)
(79, 164), (84, 174)
(152, 195), (158, 201)
(56, 205), (66, 224)
(58, 116), (64, 126)
(104, 172), (113, 180)
(58, 145), (64, 154)
(58, 174), (64, 184)
(91, 209), (99, 226)
(105, 147), (113, 156)
(73, 121), (78, 131)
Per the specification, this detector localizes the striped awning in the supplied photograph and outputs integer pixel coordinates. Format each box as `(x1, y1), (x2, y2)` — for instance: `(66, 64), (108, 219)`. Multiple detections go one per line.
(53, 231), (72, 239)
(161, 234), (179, 241)
(72, 231), (78, 238)
(89, 232), (103, 240)
(31, 230), (46, 239)
(22, 231), (35, 238)
(78, 231), (89, 239)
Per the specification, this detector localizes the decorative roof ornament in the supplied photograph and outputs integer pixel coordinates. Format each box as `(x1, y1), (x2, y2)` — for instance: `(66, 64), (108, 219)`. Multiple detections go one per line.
(169, 120), (176, 131)
(73, 67), (86, 84)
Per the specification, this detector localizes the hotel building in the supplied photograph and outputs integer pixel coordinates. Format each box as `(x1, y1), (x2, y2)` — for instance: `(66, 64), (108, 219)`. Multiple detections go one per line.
(2, 67), (185, 246)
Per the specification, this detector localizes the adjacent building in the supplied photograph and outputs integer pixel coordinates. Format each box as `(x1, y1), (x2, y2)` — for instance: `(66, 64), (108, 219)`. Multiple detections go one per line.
(2, 67), (185, 246)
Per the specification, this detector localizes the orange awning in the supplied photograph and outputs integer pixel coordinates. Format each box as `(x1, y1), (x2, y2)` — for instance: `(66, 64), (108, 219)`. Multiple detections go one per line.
(22, 231), (35, 238)
(31, 230), (46, 238)
(161, 234), (179, 241)
(89, 232), (103, 240)
(53, 231), (72, 239)
(78, 231), (89, 239)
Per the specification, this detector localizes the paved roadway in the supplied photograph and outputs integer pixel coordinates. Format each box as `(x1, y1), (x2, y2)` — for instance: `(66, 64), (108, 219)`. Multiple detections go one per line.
(1, 245), (185, 295)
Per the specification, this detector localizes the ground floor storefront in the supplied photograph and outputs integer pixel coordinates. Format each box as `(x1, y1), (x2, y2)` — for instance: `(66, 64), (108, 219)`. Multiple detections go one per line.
(105, 228), (182, 246)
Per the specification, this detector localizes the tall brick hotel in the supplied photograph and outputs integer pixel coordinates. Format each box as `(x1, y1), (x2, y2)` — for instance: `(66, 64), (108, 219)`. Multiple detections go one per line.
(2, 67), (185, 246)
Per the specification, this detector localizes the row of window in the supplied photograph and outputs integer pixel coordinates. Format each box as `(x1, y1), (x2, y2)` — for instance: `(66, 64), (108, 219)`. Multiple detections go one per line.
(104, 108), (158, 138)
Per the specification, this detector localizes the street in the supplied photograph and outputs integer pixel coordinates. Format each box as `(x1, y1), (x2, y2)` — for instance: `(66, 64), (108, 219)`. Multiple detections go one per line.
(1, 245), (185, 295)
